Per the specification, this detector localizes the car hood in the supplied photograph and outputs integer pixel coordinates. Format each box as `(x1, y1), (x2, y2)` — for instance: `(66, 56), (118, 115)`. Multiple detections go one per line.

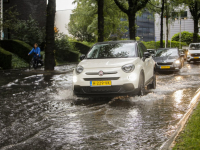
(153, 56), (178, 63)
(188, 50), (200, 54)
(79, 58), (139, 69)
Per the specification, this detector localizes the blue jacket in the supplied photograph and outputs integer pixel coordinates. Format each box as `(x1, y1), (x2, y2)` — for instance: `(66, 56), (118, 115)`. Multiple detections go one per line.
(29, 47), (41, 58)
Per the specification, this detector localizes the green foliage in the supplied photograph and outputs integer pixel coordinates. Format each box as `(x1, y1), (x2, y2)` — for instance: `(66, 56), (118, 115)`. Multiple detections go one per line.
(173, 101), (200, 150)
(0, 40), (32, 63)
(55, 34), (80, 62)
(0, 47), (12, 69)
(142, 40), (188, 49)
(172, 31), (200, 45)
(69, 0), (128, 42)
(11, 15), (45, 46)
(71, 42), (91, 55)
(11, 53), (29, 69)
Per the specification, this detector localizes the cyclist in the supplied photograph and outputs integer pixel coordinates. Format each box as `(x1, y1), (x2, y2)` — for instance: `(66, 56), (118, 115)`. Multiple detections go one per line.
(28, 43), (43, 67)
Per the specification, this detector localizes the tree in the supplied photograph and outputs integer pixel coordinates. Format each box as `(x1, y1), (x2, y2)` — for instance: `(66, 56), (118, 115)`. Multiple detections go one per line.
(186, 0), (200, 42)
(45, 0), (56, 71)
(69, 0), (128, 41)
(160, 0), (165, 48)
(113, 0), (149, 40)
(98, 0), (104, 42)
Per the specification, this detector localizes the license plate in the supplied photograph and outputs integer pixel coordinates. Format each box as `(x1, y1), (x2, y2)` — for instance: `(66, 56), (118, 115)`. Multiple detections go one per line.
(90, 81), (111, 86)
(194, 57), (199, 59)
(160, 66), (170, 69)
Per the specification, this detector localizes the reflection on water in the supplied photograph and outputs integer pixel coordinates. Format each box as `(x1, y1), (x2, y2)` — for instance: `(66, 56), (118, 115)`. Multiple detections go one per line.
(0, 64), (200, 149)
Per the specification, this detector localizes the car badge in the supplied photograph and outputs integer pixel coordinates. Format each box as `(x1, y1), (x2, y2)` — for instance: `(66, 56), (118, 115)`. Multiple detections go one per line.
(99, 70), (104, 76)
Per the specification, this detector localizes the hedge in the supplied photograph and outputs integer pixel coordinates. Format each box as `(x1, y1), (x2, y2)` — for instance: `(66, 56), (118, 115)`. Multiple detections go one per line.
(71, 42), (91, 55)
(0, 47), (12, 69)
(67, 50), (80, 62)
(0, 40), (32, 63)
(142, 41), (188, 49)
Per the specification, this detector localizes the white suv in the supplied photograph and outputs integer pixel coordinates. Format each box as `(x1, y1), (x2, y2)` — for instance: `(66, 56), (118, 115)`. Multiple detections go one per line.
(72, 40), (156, 97)
(187, 43), (200, 63)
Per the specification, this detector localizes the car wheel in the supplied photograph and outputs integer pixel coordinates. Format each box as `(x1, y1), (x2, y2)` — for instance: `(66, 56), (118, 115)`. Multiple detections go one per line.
(137, 72), (145, 96)
(147, 74), (156, 89)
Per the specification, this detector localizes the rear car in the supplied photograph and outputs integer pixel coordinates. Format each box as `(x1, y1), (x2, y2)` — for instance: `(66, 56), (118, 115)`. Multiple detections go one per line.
(187, 43), (200, 63)
(154, 48), (184, 72)
(72, 40), (156, 97)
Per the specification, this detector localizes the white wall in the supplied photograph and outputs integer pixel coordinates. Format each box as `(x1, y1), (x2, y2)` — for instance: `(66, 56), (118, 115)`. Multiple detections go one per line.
(155, 7), (194, 42)
(55, 9), (72, 35)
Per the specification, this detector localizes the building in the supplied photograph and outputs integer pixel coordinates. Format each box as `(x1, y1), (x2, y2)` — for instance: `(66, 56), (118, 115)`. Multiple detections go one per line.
(155, 7), (194, 43)
(55, 9), (72, 35)
(122, 11), (155, 41)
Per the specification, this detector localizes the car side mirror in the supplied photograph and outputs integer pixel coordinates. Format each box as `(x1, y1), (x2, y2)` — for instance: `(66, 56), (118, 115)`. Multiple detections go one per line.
(80, 54), (85, 60)
(144, 52), (151, 58)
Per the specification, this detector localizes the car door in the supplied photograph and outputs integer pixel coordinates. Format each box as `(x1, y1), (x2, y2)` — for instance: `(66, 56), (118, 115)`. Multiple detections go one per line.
(138, 43), (153, 83)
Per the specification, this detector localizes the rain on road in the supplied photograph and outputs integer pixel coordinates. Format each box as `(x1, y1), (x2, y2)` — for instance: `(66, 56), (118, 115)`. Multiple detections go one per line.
(0, 63), (200, 150)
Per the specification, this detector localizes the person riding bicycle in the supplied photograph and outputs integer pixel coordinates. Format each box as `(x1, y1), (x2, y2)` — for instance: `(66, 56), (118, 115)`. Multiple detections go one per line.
(28, 43), (43, 67)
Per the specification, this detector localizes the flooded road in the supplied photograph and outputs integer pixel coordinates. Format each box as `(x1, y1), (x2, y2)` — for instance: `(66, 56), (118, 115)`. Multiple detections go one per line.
(0, 63), (200, 150)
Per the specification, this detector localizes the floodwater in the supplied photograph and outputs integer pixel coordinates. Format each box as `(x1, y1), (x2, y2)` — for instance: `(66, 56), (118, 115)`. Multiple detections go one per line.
(0, 63), (200, 150)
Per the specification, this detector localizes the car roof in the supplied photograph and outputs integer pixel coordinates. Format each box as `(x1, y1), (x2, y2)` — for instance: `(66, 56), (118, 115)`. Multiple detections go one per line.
(95, 40), (138, 45)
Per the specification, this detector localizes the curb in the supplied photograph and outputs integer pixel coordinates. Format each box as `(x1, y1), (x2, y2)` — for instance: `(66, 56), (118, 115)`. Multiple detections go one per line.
(159, 88), (200, 150)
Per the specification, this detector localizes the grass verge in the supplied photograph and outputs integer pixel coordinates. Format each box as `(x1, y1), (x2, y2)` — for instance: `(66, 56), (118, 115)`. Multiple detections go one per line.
(173, 101), (200, 150)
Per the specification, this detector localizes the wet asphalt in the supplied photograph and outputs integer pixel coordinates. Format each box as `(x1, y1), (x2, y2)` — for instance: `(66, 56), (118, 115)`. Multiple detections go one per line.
(0, 62), (200, 150)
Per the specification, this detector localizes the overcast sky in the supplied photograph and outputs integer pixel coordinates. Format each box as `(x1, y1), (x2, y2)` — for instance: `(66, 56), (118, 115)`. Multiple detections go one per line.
(56, 0), (76, 10)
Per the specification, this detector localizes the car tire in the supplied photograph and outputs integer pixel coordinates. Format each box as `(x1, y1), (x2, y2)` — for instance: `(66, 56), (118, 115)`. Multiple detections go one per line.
(137, 72), (145, 96)
(147, 74), (156, 89)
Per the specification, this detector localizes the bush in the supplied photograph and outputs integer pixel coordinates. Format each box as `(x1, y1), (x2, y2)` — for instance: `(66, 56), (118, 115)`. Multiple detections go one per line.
(71, 42), (91, 55)
(0, 40), (32, 63)
(171, 31), (200, 45)
(55, 34), (80, 62)
(142, 41), (188, 49)
(0, 47), (12, 69)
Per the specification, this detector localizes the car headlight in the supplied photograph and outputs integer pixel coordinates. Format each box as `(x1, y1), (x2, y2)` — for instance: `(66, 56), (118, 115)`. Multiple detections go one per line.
(122, 64), (135, 73)
(76, 66), (84, 74)
(73, 76), (77, 83)
(175, 60), (180, 64)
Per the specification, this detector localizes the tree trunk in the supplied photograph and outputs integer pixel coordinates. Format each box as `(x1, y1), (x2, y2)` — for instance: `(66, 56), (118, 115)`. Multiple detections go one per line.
(45, 0), (56, 71)
(98, 0), (104, 42)
(160, 0), (164, 48)
(128, 12), (136, 40)
(166, 3), (169, 47)
(193, 17), (198, 42)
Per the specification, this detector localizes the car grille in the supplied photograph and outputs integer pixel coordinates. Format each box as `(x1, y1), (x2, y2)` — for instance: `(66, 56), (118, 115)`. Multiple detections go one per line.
(82, 86), (121, 93)
(157, 62), (173, 65)
(85, 71), (117, 75)
(83, 77), (120, 81)
(191, 54), (200, 57)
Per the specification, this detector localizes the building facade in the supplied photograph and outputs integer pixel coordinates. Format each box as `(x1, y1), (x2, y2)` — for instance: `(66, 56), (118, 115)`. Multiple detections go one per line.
(155, 7), (194, 43)
(55, 9), (72, 35)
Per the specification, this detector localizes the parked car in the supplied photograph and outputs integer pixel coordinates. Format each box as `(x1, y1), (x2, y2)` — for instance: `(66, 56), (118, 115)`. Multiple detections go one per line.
(154, 48), (184, 72)
(187, 43), (200, 63)
(72, 40), (156, 97)
(147, 49), (156, 56)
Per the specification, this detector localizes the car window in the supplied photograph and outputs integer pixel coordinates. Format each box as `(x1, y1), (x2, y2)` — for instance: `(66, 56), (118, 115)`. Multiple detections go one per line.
(87, 43), (136, 59)
(138, 43), (146, 57)
(155, 49), (179, 57)
(189, 44), (200, 50)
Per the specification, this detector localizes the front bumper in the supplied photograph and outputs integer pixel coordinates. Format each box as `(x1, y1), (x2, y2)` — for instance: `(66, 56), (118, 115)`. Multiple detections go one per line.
(187, 56), (200, 61)
(73, 83), (139, 97)
(155, 65), (180, 72)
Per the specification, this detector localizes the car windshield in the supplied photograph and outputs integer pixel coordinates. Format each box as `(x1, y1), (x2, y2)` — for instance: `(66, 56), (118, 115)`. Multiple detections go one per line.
(86, 43), (136, 59)
(189, 44), (200, 50)
(155, 49), (178, 57)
